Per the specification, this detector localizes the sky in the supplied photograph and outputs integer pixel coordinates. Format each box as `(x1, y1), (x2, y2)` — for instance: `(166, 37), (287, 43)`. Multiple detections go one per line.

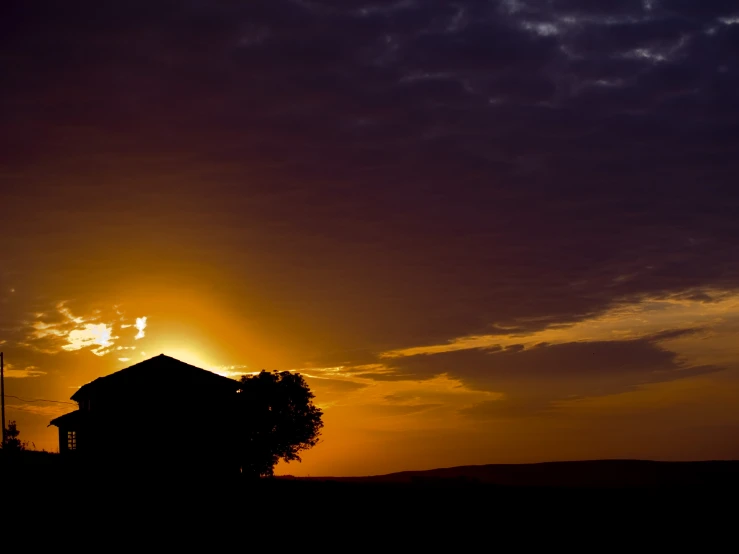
(2, 0), (739, 476)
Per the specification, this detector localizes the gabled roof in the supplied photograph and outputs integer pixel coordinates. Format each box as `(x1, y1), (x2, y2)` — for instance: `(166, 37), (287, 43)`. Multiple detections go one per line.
(70, 354), (239, 402)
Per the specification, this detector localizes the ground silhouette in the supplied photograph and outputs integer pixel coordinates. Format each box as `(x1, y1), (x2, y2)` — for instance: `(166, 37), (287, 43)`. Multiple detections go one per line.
(301, 459), (739, 488)
(2, 452), (735, 545)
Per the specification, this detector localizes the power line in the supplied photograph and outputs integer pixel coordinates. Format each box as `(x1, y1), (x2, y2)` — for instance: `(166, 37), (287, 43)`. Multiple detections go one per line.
(6, 395), (76, 405)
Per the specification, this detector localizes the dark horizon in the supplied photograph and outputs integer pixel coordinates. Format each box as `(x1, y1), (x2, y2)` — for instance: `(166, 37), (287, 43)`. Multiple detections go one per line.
(2, 1), (739, 476)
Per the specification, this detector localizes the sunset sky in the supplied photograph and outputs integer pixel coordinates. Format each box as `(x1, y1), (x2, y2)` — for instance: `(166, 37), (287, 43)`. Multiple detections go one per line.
(2, 1), (739, 476)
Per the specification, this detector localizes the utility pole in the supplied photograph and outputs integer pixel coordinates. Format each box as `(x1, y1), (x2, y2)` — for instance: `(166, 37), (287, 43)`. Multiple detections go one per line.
(1, 352), (5, 446)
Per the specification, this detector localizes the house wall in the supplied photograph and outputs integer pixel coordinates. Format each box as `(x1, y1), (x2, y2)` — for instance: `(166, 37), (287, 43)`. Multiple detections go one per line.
(58, 427), (67, 454)
(66, 378), (239, 475)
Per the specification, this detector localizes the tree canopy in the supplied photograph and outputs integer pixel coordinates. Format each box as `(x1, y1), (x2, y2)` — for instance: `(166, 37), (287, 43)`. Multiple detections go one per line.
(233, 370), (323, 477)
(1, 421), (27, 453)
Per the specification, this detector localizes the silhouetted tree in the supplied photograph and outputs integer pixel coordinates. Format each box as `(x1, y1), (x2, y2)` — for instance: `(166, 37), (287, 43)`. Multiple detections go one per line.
(233, 371), (323, 477)
(1, 421), (27, 453)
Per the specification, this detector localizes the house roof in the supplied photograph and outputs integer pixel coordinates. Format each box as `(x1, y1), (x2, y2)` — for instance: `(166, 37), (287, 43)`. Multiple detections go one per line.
(70, 354), (239, 402)
(49, 409), (84, 428)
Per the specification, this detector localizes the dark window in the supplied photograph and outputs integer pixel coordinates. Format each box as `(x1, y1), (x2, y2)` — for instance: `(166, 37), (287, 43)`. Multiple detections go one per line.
(67, 431), (77, 451)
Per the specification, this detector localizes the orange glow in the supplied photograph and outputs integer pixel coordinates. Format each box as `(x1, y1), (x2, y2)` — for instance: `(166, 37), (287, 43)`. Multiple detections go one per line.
(6, 285), (739, 473)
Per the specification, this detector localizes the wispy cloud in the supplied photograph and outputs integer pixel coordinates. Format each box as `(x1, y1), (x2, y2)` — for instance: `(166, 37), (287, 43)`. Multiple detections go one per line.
(57, 302), (85, 324)
(63, 323), (116, 356)
(22, 302), (149, 357)
(3, 363), (46, 379)
(210, 364), (251, 379)
(8, 403), (70, 417)
(383, 290), (739, 358)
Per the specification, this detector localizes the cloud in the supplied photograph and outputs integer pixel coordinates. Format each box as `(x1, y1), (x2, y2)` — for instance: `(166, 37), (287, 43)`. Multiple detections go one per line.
(303, 376), (369, 393)
(57, 302), (85, 324)
(3, 363), (46, 379)
(62, 323), (116, 355)
(298, 292), (739, 421)
(380, 333), (722, 417)
(365, 403), (443, 416)
(8, 403), (70, 417)
(134, 316), (147, 340)
(19, 302), (148, 357)
(329, 291), (738, 419)
(210, 364), (251, 379)
(384, 291), (739, 358)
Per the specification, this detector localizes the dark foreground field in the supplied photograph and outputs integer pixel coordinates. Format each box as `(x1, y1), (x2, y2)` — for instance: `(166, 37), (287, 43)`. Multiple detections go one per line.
(3, 454), (737, 544)
(295, 458), (739, 488)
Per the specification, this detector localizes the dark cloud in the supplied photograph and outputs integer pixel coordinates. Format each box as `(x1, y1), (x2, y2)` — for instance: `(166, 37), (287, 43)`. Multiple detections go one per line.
(351, 372), (431, 382)
(550, 0), (646, 16)
(660, 1), (739, 21)
(376, 331), (722, 415)
(365, 403), (443, 416)
(2, 0), (739, 362)
(305, 377), (368, 393)
(386, 330), (709, 383)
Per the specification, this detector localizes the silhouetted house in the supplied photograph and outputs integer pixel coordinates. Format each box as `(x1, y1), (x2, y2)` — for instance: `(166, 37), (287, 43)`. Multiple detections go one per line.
(50, 354), (239, 473)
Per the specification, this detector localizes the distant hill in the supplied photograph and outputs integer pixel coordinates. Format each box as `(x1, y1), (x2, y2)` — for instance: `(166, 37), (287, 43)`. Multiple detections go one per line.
(291, 460), (739, 488)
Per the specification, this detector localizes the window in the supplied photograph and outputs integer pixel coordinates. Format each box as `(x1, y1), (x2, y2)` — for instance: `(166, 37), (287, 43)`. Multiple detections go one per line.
(67, 431), (77, 451)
